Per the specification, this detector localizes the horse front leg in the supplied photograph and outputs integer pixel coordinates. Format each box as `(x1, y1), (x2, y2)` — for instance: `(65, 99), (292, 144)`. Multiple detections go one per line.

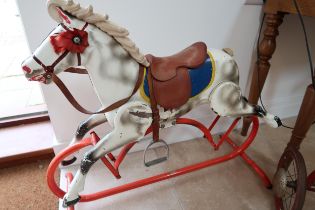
(62, 113), (108, 166)
(62, 102), (152, 207)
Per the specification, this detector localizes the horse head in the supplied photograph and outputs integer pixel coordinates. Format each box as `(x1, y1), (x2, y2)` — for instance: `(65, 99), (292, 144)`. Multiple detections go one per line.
(21, 1), (89, 84)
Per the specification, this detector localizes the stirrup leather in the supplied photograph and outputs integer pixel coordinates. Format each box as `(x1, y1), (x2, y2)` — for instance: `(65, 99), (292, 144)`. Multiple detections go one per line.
(143, 139), (169, 167)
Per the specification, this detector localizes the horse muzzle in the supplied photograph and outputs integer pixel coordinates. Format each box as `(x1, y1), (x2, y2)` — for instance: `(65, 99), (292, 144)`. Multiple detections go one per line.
(22, 65), (49, 83)
(22, 65), (32, 74)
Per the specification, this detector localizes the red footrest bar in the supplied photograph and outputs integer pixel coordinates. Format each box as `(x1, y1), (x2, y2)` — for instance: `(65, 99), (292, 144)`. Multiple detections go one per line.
(47, 116), (269, 204)
(224, 136), (272, 188)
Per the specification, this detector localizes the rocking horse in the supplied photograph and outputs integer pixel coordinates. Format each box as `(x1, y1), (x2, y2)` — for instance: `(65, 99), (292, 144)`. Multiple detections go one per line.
(21, 0), (282, 208)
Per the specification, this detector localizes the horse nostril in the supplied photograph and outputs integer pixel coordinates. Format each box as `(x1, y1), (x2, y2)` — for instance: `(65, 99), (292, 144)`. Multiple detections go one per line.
(22, 65), (32, 74)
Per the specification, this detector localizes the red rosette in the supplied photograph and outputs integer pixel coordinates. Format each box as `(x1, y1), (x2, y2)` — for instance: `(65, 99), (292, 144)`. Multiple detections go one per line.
(50, 28), (89, 54)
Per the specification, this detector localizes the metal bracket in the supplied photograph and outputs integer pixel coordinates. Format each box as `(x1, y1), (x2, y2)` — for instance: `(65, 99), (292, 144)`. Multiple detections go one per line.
(143, 139), (169, 167)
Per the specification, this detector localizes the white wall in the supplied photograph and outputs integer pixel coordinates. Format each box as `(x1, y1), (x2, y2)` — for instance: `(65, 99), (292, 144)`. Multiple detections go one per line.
(16, 0), (315, 153)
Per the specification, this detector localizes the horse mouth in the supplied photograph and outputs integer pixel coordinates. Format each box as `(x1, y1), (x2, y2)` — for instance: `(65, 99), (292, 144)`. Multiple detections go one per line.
(28, 74), (47, 83)
(22, 67), (48, 84)
(22, 65), (32, 74)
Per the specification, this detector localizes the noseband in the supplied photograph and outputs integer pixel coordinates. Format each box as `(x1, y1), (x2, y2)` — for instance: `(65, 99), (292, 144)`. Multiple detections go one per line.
(32, 23), (88, 81)
(32, 23), (144, 115)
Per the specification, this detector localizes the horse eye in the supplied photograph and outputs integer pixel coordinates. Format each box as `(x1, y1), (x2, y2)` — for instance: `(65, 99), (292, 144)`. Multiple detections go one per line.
(72, 36), (81, 45)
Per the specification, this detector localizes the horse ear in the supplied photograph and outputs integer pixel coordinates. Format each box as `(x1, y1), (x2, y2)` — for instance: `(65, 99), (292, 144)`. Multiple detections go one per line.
(56, 7), (71, 24)
(47, 1), (71, 24)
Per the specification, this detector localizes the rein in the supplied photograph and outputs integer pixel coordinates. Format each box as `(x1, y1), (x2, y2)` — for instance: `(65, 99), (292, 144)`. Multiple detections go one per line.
(33, 23), (144, 115)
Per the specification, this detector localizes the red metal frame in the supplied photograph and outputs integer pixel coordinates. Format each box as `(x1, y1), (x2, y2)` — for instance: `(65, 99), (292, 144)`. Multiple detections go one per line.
(307, 170), (315, 192)
(47, 116), (272, 207)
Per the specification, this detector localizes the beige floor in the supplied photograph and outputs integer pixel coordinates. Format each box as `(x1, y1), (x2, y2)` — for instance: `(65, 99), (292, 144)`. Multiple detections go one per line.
(0, 159), (58, 210)
(59, 118), (315, 210)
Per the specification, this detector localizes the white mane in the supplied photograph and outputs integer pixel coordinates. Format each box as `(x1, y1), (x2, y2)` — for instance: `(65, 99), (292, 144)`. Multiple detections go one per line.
(47, 0), (149, 67)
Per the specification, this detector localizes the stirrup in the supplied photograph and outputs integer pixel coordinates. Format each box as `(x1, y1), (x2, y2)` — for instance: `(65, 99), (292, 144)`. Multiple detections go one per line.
(143, 139), (169, 167)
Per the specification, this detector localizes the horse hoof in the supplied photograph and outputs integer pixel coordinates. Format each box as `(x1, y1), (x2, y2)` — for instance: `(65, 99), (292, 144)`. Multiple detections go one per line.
(62, 195), (81, 208)
(61, 156), (77, 166)
(274, 116), (282, 127)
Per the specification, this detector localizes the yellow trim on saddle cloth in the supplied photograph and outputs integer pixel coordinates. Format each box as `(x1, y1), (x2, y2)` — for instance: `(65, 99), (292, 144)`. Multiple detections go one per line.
(139, 50), (216, 103)
(140, 67), (150, 103)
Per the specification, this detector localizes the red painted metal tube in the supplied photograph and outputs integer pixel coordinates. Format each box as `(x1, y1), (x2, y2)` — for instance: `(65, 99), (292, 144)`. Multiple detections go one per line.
(100, 157), (121, 179)
(90, 132), (99, 145)
(114, 142), (137, 169)
(65, 173), (74, 210)
(107, 153), (116, 162)
(307, 170), (315, 192)
(215, 118), (240, 150)
(176, 118), (216, 148)
(90, 132), (121, 178)
(47, 116), (259, 202)
(224, 136), (272, 188)
(84, 117), (259, 202)
(208, 115), (221, 132)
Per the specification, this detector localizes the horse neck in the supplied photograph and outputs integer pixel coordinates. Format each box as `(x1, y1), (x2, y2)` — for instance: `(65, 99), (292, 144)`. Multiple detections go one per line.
(83, 26), (140, 107)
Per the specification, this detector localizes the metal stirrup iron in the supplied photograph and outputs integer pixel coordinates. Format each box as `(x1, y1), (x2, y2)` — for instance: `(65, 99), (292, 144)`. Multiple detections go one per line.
(143, 139), (169, 167)
(143, 60), (170, 167)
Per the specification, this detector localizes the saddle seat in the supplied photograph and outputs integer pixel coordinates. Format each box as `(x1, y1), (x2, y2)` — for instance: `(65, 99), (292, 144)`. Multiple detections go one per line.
(146, 42), (207, 109)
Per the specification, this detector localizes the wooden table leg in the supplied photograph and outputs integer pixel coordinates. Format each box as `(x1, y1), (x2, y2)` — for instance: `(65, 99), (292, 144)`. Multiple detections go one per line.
(241, 13), (284, 136)
(287, 85), (315, 150)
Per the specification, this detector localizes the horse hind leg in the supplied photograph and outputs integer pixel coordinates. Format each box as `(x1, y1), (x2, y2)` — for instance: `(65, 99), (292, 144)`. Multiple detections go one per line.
(209, 81), (282, 128)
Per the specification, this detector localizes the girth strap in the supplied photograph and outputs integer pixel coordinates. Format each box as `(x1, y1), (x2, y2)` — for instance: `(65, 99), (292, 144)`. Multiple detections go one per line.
(146, 57), (160, 142)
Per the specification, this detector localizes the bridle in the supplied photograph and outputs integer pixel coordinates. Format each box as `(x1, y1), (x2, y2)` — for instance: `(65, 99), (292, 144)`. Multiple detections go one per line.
(32, 22), (144, 115)
(33, 23), (88, 82)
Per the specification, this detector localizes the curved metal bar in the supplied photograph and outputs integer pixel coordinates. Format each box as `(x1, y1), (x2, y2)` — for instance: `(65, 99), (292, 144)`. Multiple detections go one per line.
(176, 117), (216, 148)
(224, 136), (272, 188)
(47, 116), (260, 202)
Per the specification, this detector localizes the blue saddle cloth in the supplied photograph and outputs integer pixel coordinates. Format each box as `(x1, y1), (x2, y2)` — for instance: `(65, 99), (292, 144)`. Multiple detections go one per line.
(140, 52), (215, 102)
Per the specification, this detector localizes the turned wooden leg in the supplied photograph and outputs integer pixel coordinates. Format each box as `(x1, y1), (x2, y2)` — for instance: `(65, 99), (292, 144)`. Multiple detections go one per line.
(241, 13), (284, 136)
(286, 85), (315, 150)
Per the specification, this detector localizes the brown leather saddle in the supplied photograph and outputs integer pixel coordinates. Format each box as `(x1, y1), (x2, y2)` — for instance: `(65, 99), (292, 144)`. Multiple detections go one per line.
(145, 42), (208, 152)
(146, 42), (208, 109)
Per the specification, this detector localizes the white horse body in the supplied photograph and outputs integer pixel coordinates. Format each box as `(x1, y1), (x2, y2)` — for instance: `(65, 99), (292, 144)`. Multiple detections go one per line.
(83, 21), (248, 125)
(21, 1), (281, 207)
(79, 20), (243, 129)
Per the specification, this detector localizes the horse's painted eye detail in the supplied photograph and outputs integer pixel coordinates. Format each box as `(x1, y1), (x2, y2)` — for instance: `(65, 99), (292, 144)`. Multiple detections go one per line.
(50, 28), (89, 53)
(72, 36), (81, 45)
